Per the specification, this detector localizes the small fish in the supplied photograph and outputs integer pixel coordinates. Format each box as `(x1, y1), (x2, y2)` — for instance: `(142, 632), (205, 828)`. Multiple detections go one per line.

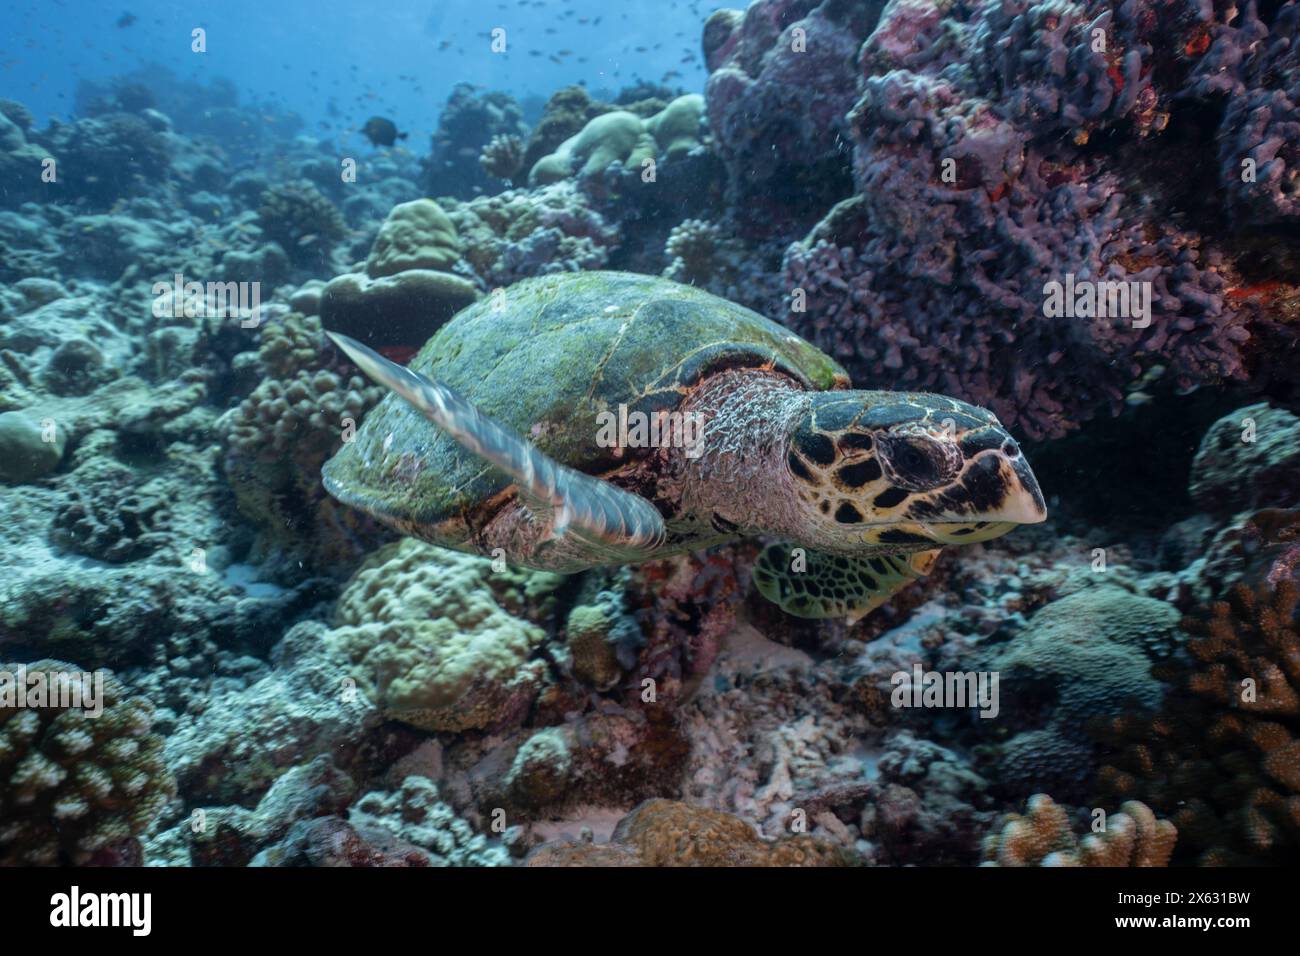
(360, 116), (408, 147)
(116, 12), (137, 28)
(298, 234), (319, 246)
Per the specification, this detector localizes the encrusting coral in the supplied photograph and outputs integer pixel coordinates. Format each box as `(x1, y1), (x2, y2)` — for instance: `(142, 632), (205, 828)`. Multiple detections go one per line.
(0, 660), (175, 865)
(980, 793), (1176, 866)
(324, 539), (565, 732)
(525, 799), (857, 866)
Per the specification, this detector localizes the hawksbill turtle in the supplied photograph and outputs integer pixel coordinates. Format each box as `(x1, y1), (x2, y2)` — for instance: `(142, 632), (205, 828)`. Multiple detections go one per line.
(322, 271), (1046, 621)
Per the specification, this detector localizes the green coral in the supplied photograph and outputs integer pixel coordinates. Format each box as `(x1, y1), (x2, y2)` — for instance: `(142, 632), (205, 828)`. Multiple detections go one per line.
(0, 660), (175, 865)
(528, 94), (704, 185)
(324, 539), (565, 731)
(364, 199), (462, 278)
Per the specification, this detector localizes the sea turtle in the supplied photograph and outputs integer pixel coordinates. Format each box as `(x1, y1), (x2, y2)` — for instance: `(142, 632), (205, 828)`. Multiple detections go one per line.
(322, 271), (1046, 621)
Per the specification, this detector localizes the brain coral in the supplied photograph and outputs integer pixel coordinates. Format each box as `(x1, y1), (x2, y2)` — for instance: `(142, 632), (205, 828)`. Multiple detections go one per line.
(324, 539), (565, 732)
(0, 660), (175, 865)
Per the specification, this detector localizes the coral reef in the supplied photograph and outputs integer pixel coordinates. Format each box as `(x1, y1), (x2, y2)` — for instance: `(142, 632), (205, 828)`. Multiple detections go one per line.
(442, 181), (620, 287)
(323, 539), (564, 732)
(426, 84), (529, 198)
(320, 198), (478, 347)
(1190, 403), (1300, 514)
(1094, 581), (1300, 864)
(528, 94), (704, 185)
(526, 798), (857, 866)
(704, 0), (876, 236)
(981, 794), (1176, 866)
(256, 180), (347, 269)
(0, 661), (175, 865)
(764, 0), (1299, 439)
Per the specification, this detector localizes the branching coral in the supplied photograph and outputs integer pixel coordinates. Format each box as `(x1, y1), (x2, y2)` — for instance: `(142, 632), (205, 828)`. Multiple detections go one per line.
(0, 660), (175, 865)
(981, 793), (1176, 866)
(1094, 581), (1300, 864)
(479, 134), (525, 181)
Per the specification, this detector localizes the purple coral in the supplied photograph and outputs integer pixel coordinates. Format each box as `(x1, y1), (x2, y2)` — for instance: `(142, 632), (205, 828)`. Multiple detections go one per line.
(762, 0), (1286, 438)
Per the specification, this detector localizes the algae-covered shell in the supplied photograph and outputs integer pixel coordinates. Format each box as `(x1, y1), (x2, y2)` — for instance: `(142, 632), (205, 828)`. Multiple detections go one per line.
(322, 271), (849, 542)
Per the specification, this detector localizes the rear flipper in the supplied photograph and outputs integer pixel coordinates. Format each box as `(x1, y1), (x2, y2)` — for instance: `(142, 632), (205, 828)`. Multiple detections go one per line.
(753, 544), (941, 623)
(328, 331), (666, 562)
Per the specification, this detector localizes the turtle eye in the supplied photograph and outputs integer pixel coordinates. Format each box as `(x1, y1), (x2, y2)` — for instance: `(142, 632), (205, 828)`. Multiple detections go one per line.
(878, 434), (960, 491)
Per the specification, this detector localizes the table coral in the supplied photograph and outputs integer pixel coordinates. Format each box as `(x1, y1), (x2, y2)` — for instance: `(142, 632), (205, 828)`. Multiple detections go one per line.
(324, 539), (565, 732)
(0, 660), (175, 865)
(980, 793), (1176, 866)
(525, 799), (857, 866)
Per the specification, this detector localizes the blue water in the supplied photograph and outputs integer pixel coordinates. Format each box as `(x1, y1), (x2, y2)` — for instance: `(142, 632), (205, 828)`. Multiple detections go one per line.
(5, 0), (735, 137)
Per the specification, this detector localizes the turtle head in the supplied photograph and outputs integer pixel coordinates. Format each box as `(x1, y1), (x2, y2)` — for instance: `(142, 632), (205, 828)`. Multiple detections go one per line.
(783, 391), (1046, 551)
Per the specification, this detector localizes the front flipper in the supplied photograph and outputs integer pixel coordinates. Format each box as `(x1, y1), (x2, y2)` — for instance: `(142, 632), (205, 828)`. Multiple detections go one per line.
(328, 332), (666, 562)
(753, 544), (942, 623)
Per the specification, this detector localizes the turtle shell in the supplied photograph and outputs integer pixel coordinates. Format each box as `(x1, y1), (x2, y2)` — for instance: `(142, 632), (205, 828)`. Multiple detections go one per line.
(322, 271), (849, 542)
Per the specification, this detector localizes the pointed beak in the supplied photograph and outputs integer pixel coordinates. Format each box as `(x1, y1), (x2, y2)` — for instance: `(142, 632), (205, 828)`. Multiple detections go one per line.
(995, 457), (1048, 524)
